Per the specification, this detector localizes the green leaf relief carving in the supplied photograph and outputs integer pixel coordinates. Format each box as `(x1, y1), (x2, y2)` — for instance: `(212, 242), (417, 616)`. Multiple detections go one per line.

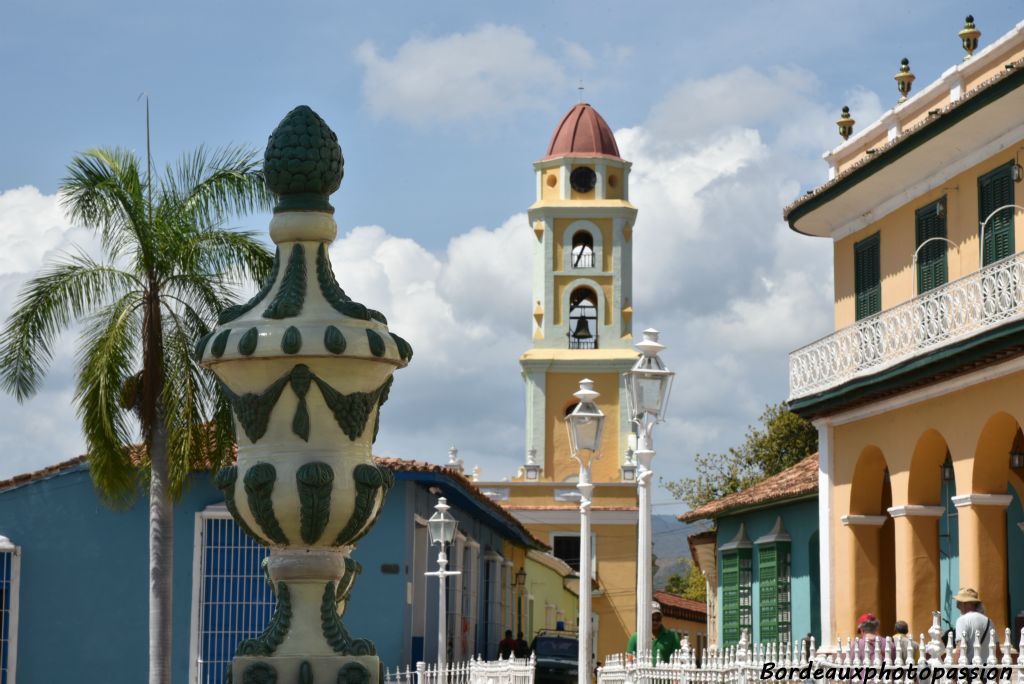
(194, 332), (213, 361)
(335, 557), (363, 605)
(365, 329), (385, 357)
(368, 310), (387, 324)
(299, 662), (314, 684)
(296, 461), (333, 544)
(281, 325), (302, 354)
(332, 464), (391, 546)
(324, 325), (346, 354)
(225, 667), (234, 684)
(321, 581), (376, 656)
(263, 243), (306, 319)
(242, 662), (277, 684)
(289, 364), (312, 441)
(243, 463), (289, 545)
(213, 466), (262, 541)
(219, 248), (281, 324)
(312, 375), (386, 441)
(316, 243), (380, 321)
(237, 582), (292, 657)
(217, 375), (289, 443)
(338, 663), (371, 684)
(211, 329), (231, 358)
(372, 376), (394, 444)
(238, 327), (259, 356)
(390, 332), (413, 362)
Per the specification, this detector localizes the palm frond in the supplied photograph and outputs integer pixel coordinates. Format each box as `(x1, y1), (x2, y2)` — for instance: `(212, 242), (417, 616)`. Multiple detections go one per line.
(162, 145), (273, 229)
(73, 291), (144, 505)
(176, 228), (274, 290)
(0, 254), (139, 401)
(60, 148), (151, 265)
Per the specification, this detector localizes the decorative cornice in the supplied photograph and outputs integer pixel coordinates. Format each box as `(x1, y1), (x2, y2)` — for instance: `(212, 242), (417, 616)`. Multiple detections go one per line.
(952, 493), (1013, 508)
(887, 505), (945, 518)
(841, 514), (887, 527)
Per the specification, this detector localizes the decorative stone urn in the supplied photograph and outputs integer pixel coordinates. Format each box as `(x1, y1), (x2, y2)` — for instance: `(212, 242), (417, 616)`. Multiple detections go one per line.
(198, 105), (412, 684)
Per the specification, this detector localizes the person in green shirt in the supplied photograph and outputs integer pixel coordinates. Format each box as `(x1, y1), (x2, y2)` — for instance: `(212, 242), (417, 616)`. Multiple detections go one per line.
(626, 606), (682, 665)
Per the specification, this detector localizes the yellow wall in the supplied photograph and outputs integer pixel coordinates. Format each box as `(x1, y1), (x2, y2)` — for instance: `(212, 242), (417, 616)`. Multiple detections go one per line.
(543, 371), (623, 482)
(503, 484), (636, 508)
(661, 615), (708, 645)
(829, 368), (1024, 638)
(833, 145), (1024, 329)
(528, 522), (638, 662)
(542, 169), (560, 201)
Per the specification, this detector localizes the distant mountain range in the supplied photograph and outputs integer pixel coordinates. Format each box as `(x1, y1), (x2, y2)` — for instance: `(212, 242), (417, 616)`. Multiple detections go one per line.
(651, 514), (712, 590)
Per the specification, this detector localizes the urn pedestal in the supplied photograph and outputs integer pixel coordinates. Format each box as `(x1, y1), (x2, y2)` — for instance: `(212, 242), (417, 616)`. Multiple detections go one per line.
(199, 106), (412, 684)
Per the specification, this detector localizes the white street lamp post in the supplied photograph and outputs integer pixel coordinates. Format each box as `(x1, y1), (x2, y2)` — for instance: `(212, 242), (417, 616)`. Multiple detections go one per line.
(564, 379), (605, 684)
(625, 329), (675, 658)
(426, 496), (461, 680)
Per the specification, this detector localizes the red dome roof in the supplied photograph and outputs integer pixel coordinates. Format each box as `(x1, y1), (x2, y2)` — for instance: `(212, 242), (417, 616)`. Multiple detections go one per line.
(545, 103), (621, 160)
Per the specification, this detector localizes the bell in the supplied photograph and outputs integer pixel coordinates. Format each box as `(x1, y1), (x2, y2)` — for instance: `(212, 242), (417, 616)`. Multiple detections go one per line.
(571, 317), (592, 339)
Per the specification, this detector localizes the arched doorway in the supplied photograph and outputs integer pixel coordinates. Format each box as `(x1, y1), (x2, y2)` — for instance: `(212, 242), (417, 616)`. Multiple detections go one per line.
(847, 446), (896, 635)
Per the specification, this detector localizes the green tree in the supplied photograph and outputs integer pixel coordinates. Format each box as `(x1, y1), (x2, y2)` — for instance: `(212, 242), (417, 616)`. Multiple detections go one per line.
(664, 559), (707, 603)
(664, 402), (817, 510)
(0, 146), (272, 684)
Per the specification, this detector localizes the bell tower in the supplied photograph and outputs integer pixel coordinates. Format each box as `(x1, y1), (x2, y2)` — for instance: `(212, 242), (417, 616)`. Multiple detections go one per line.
(520, 103), (639, 483)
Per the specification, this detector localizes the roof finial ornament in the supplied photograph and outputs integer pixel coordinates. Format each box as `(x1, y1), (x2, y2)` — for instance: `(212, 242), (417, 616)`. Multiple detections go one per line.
(578, 80), (585, 104)
(894, 58), (915, 104)
(960, 15), (981, 61)
(837, 106), (855, 140)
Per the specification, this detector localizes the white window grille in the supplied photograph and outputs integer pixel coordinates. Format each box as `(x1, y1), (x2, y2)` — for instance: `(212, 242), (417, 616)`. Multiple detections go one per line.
(0, 537), (21, 684)
(189, 508), (274, 684)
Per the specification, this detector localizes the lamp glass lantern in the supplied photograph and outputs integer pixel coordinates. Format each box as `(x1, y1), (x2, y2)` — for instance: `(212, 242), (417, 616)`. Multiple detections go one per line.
(427, 497), (459, 546)
(565, 379), (605, 455)
(941, 458), (955, 483)
(515, 567), (527, 587)
(1011, 449), (1024, 470)
(626, 330), (675, 421)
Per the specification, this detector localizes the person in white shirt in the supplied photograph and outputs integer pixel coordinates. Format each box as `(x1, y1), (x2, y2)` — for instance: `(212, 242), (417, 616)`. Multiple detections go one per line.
(953, 588), (996, 663)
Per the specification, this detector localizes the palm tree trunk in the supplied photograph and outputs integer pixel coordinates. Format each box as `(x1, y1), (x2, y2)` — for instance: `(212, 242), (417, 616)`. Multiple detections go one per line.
(149, 411), (173, 684)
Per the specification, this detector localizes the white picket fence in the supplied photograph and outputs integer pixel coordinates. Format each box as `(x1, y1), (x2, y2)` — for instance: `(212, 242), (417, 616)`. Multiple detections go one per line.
(384, 655), (536, 684)
(598, 617), (1024, 684)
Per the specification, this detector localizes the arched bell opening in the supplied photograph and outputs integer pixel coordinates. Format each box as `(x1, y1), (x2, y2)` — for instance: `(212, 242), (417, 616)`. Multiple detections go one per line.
(568, 287), (598, 349)
(571, 231), (595, 269)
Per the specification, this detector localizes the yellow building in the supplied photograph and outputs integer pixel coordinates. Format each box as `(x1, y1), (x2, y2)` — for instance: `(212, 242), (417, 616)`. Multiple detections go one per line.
(783, 17), (1024, 648)
(477, 102), (640, 662)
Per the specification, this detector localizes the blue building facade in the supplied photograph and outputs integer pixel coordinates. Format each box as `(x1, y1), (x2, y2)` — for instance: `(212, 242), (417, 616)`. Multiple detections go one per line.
(681, 454), (819, 649)
(0, 457), (545, 684)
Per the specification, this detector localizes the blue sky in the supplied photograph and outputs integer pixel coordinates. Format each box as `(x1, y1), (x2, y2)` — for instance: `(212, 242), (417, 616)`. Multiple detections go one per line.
(1, 2), (1021, 511)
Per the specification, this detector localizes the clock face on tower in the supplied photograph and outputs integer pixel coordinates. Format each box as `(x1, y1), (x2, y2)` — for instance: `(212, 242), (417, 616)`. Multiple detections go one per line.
(570, 166), (597, 194)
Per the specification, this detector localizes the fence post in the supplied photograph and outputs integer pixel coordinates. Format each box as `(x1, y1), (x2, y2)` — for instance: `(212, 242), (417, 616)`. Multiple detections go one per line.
(416, 661), (427, 684)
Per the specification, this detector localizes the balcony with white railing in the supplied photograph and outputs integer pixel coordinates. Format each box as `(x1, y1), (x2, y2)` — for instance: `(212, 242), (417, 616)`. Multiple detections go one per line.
(789, 250), (1024, 401)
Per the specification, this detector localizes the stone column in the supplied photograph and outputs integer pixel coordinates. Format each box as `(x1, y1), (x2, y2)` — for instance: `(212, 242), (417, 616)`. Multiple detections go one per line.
(953, 494), (1012, 632)
(841, 515), (887, 635)
(199, 106), (413, 684)
(888, 505), (944, 636)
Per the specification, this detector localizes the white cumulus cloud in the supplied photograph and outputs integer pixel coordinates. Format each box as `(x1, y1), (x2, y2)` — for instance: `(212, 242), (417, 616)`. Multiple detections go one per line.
(356, 24), (570, 125)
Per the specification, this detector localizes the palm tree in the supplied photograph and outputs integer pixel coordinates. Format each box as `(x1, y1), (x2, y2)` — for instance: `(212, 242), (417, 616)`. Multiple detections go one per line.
(0, 146), (273, 684)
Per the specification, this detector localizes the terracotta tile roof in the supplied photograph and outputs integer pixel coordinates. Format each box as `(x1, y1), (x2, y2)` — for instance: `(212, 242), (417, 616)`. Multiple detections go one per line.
(0, 455), (87, 492)
(654, 590), (707, 622)
(0, 453), (547, 549)
(677, 453), (818, 523)
(783, 56), (1024, 222)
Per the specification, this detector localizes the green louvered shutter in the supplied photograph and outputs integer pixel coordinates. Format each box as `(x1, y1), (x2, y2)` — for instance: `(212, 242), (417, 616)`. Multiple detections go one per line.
(758, 545), (779, 642)
(915, 200), (948, 294)
(854, 233), (881, 319)
(722, 552), (740, 646)
(738, 550), (753, 643)
(979, 163), (1015, 266)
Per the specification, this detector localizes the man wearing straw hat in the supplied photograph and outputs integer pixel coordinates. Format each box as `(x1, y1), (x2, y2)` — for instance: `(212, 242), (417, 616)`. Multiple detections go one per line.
(953, 587), (994, 663)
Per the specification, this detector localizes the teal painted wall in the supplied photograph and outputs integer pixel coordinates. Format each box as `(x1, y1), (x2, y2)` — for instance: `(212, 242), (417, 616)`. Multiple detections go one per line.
(715, 498), (819, 647)
(938, 476), (960, 630)
(0, 464), (527, 681)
